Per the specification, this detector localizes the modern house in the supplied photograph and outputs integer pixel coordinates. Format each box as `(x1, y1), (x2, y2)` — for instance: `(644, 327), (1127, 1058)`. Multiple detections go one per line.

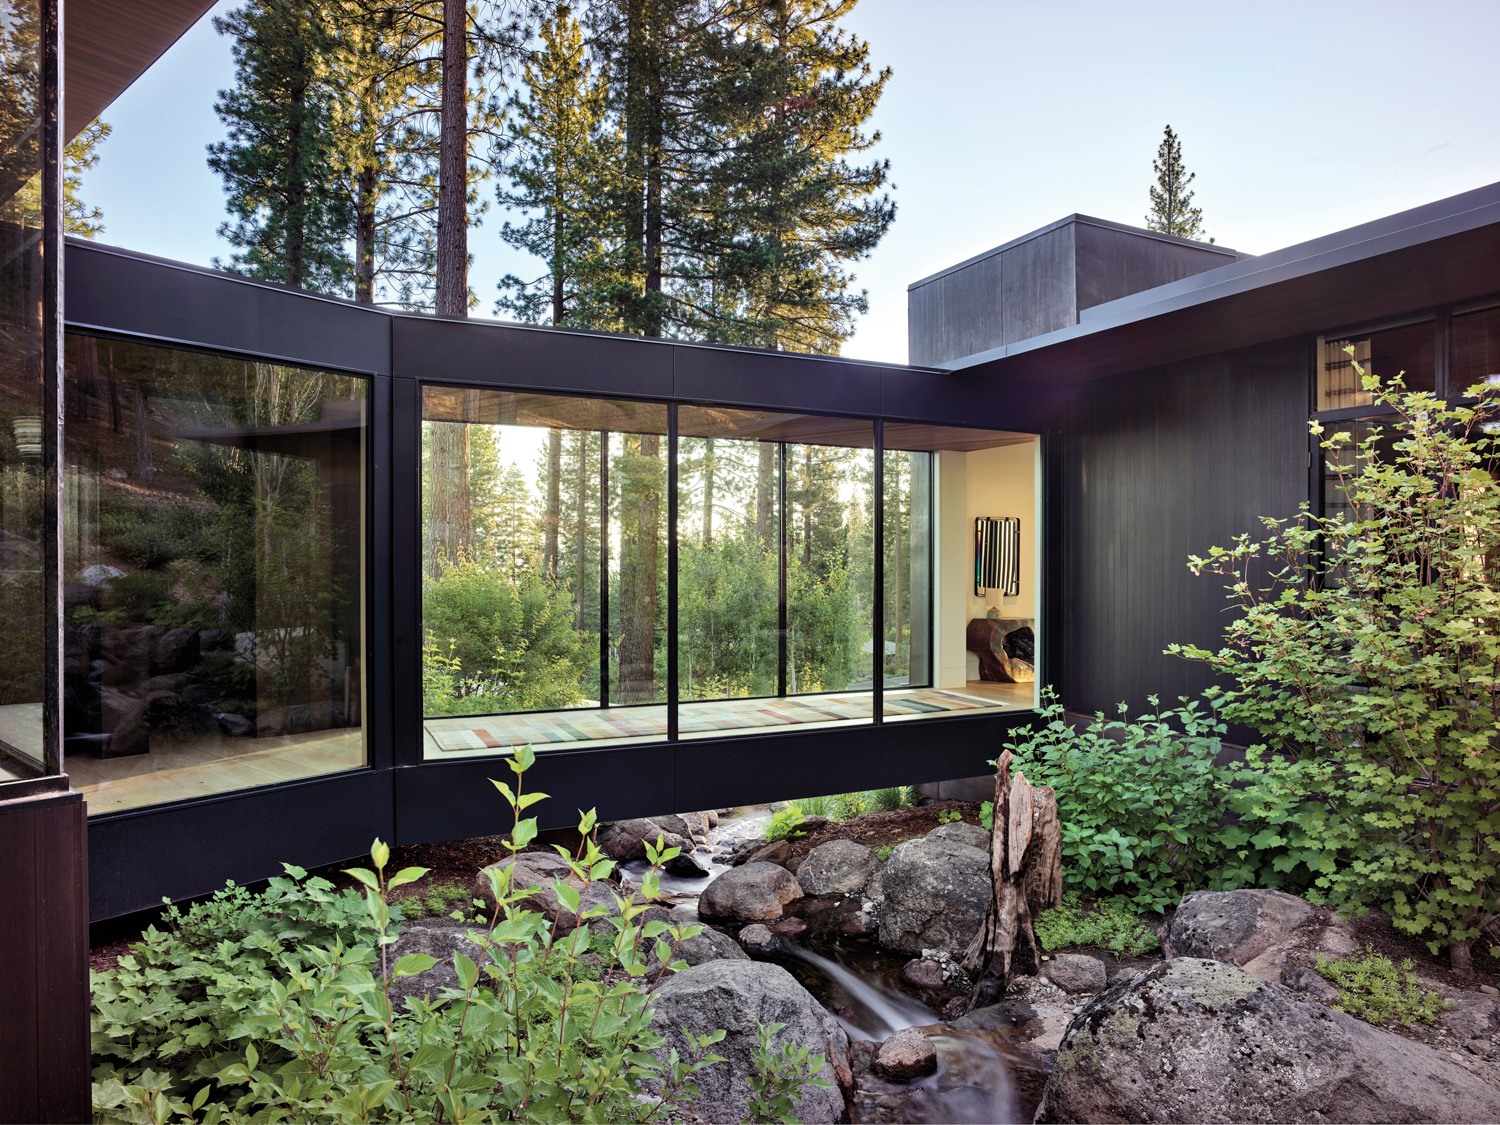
(5, 2), (1500, 1118)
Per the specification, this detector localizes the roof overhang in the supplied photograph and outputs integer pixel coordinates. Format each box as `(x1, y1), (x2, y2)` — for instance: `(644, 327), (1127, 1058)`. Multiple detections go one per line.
(948, 180), (1500, 384)
(66, 0), (218, 140)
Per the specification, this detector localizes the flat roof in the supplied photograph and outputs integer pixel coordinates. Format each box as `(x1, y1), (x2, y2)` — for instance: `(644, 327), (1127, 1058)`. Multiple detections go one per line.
(945, 179), (1500, 384)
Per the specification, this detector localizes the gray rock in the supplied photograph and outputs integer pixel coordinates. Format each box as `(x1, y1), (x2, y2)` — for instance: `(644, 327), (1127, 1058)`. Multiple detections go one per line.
(738, 923), (778, 953)
(648, 960), (850, 1124)
(699, 862), (804, 923)
(745, 839), (792, 868)
(473, 851), (575, 919)
(877, 837), (991, 957)
(1044, 953), (1107, 994)
(839, 910), (879, 936)
(1036, 958), (1500, 1124)
(925, 821), (990, 851)
(598, 818), (686, 861)
(384, 921), (484, 1009)
(646, 813), (695, 841)
(664, 850), (712, 878)
(1442, 997), (1500, 1040)
(646, 925), (749, 974)
(797, 839), (878, 897)
(875, 1027), (937, 1081)
(673, 811), (713, 840)
(902, 958), (946, 991)
(1162, 888), (1315, 982)
(1283, 965), (1340, 1003)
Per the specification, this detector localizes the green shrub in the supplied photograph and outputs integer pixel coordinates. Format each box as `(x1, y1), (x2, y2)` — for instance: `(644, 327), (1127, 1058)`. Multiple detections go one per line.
(789, 787), (914, 824)
(936, 809), (961, 825)
(1315, 947), (1452, 1027)
(765, 806), (809, 841)
(1173, 369), (1500, 972)
(402, 880), (471, 920)
(93, 746), (755, 1123)
(744, 1021), (835, 1125)
(98, 497), (217, 571)
(1004, 690), (1323, 913)
(1034, 891), (1161, 956)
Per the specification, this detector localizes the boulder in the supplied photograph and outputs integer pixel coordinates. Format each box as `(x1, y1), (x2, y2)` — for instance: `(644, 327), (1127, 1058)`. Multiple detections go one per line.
(1036, 958), (1500, 1124)
(646, 813), (695, 841)
(877, 836), (991, 958)
(664, 850), (712, 878)
(598, 818), (686, 861)
(385, 921), (484, 1009)
(769, 917), (808, 938)
(673, 811), (712, 840)
(699, 862), (803, 923)
(738, 923), (778, 953)
(1162, 888), (1316, 981)
(646, 925), (749, 975)
(875, 1027), (938, 1081)
(1044, 953), (1107, 994)
(473, 852), (576, 922)
(925, 821), (990, 851)
(1283, 965), (1340, 1003)
(902, 958), (946, 991)
(744, 839), (792, 868)
(797, 839), (878, 897)
(1441, 997), (1500, 1041)
(648, 960), (850, 1124)
(839, 910), (879, 936)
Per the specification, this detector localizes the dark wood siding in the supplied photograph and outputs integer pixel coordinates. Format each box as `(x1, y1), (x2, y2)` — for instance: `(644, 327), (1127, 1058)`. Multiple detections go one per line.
(1058, 338), (1308, 718)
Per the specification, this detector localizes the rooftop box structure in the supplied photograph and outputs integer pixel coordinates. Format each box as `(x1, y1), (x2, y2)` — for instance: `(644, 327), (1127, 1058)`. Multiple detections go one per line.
(907, 215), (1244, 366)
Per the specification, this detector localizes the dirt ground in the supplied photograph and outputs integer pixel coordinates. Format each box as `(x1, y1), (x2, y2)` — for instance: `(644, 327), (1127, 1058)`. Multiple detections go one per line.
(784, 799), (985, 865)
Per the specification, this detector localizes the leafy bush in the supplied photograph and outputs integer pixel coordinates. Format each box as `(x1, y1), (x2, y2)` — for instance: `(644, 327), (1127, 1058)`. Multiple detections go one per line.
(765, 806), (809, 841)
(1315, 947), (1452, 1027)
(423, 557), (594, 716)
(1004, 690), (1325, 912)
(744, 1021), (835, 1124)
(1173, 369), (1500, 972)
(936, 809), (961, 825)
(93, 748), (834, 1123)
(98, 497), (218, 572)
(1033, 891), (1161, 956)
(787, 787), (914, 823)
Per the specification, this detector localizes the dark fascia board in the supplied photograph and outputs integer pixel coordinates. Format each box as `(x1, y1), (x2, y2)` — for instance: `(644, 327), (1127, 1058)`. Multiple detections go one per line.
(906, 213), (1242, 292)
(947, 179), (1500, 381)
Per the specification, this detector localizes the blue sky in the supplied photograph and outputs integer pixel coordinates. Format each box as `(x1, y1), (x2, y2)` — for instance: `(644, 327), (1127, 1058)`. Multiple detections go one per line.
(82, 0), (1500, 366)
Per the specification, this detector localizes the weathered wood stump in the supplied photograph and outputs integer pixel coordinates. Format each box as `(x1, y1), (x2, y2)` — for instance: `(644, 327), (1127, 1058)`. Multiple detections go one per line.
(961, 749), (1063, 1009)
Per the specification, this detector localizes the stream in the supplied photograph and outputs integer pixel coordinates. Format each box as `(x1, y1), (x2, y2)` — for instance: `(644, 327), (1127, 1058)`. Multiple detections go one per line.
(621, 807), (1047, 1124)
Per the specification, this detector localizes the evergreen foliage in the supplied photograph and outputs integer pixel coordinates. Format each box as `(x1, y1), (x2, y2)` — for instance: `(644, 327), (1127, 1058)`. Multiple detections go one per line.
(1145, 124), (1205, 242)
(64, 117), (110, 237)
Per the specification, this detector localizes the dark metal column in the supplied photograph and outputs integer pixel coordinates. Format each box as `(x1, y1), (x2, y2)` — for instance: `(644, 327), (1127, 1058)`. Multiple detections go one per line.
(873, 421), (884, 724)
(777, 441), (787, 698)
(666, 406), (678, 739)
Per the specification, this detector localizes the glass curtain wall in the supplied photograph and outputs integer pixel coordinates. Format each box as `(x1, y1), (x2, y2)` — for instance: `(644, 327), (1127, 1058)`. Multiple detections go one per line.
(61, 335), (368, 814)
(0, 0), (52, 784)
(420, 386), (669, 755)
(1317, 322), (1435, 411)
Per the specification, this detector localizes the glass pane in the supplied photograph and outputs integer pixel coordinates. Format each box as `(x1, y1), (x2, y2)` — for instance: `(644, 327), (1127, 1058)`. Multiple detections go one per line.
(62, 335), (368, 814)
(419, 386), (668, 755)
(884, 424), (1039, 718)
(0, 0), (47, 783)
(1453, 305), (1500, 391)
(883, 450), (932, 690)
(676, 408), (780, 705)
(1318, 323), (1435, 411)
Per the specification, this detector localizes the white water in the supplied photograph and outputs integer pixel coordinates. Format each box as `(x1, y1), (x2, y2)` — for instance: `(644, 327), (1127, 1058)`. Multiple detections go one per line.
(785, 945), (936, 1041)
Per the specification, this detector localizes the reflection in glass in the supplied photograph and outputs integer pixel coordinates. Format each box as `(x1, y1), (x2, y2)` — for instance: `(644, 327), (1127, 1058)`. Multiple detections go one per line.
(1453, 305), (1500, 390)
(882, 450), (932, 690)
(0, 0), (47, 783)
(62, 336), (367, 813)
(419, 387), (668, 755)
(1318, 323), (1435, 411)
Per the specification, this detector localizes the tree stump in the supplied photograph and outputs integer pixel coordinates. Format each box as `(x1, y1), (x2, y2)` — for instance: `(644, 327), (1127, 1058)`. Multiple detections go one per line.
(961, 749), (1063, 1009)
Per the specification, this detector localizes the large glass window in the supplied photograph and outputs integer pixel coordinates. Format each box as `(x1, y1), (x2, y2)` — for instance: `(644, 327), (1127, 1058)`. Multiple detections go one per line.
(420, 389), (1040, 757)
(1453, 304), (1500, 390)
(1318, 322), (1435, 411)
(62, 336), (368, 814)
(420, 388), (669, 754)
(0, 0), (50, 785)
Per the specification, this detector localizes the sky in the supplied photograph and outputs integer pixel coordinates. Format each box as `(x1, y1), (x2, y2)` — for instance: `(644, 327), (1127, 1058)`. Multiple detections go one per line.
(81, 0), (1500, 367)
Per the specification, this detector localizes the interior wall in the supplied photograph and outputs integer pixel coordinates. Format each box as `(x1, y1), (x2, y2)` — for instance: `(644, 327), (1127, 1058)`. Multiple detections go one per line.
(933, 438), (1038, 689)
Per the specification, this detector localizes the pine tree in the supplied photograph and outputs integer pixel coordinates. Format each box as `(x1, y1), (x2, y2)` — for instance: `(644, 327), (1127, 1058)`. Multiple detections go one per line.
(494, 4), (617, 326)
(64, 117), (110, 238)
(1145, 124), (1206, 242)
(209, 0), (353, 293)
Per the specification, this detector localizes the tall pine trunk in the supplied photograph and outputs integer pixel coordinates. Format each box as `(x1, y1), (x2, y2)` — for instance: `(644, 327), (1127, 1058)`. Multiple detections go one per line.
(757, 442), (775, 551)
(543, 428), (562, 578)
(802, 446), (812, 569)
(354, 160), (376, 303)
(426, 422), (471, 577)
(617, 433), (660, 702)
(436, 0), (467, 317)
(702, 438), (715, 547)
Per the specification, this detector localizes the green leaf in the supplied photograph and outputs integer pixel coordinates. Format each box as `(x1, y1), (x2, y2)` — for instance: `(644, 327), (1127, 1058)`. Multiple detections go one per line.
(392, 953), (439, 979)
(387, 866), (430, 891)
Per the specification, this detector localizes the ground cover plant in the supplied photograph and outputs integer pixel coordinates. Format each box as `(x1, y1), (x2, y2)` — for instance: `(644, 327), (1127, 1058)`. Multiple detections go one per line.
(1315, 947), (1452, 1027)
(1033, 891), (1160, 957)
(91, 746), (830, 1123)
(1173, 364), (1500, 973)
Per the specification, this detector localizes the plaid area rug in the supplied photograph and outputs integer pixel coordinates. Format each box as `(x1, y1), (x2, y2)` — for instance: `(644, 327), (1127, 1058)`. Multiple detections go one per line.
(427, 688), (1001, 752)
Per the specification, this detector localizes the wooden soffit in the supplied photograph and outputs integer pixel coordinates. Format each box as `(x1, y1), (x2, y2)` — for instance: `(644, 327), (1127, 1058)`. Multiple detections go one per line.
(65, 0), (218, 140)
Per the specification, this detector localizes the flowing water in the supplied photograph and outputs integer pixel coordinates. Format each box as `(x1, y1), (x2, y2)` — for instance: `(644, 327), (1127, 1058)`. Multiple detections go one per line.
(617, 808), (1039, 1123)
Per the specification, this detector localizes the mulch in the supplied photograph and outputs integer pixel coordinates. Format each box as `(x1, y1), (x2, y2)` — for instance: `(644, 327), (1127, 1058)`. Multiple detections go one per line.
(784, 800), (985, 865)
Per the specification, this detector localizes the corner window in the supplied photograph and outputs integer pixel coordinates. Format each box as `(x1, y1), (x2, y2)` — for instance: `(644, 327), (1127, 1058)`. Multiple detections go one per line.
(63, 335), (368, 814)
(1317, 321), (1435, 411)
(1452, 304), (1500, 390)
